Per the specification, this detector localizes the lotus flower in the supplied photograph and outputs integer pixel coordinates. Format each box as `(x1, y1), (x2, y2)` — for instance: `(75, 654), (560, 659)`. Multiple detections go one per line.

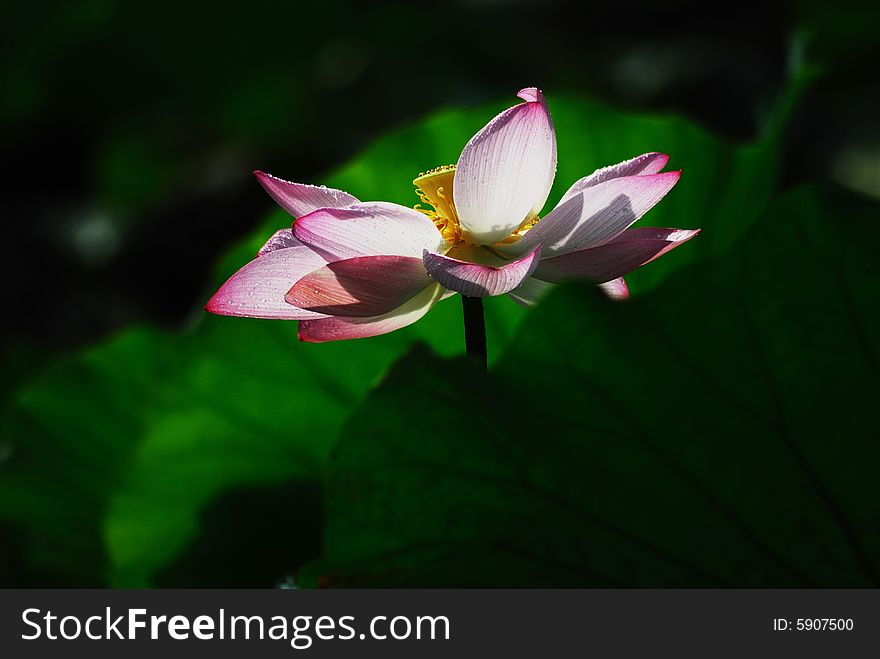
(206, 87), (698, 345)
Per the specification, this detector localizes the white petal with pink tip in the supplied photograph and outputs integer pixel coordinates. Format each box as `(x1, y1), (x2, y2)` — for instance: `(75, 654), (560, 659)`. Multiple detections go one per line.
(257, 228), (301, 256)
(558, 152), (670, 206)
(294, 202), (446, 260)
(598, 277), (630, 300)
(254, 171), (359, 219)
(453, 88), (557, 245)
(501, 171), (681, 258)
(206, 245), (330, 320)
(534, 227), (699, 283)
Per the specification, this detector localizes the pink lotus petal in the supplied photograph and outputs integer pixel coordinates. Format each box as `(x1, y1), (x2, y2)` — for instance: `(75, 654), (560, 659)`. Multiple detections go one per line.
(298, 283), (445, 343)
(535, 227), (699, 283)
(558, 153), (670, 206)
(257, 228), (301, 256)
(508, 275), (628, 307)
(285, 255), (432, 318)
(501, 171), (681, 258)
(254, 171), (359, 219)
(453, 88), (557, 245)
(598, 277), (630, 301)
(293, 202), (445, 260)
(507, 276), (554, 308)
(206, 246), (330, 320)
(423, 245), (542, 297)
(516, 87), (545, 103)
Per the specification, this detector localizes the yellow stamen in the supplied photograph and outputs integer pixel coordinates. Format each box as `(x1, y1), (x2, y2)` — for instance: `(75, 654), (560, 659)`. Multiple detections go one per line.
(413, 165), (460, 243)
(412, 163), (541, 248)
(414, 165), (458, 222)
(498, 214), (541, 244)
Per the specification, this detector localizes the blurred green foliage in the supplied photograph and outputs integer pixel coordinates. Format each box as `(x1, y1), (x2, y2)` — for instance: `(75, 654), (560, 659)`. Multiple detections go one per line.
(1, 83), (877, 587)
(304, 185), (880, 587)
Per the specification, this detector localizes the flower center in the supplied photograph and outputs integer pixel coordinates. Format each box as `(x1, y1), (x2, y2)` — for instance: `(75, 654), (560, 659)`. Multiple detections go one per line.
(413, 164), (539, 247)
(413, 165), (461, 244)
(497, 215), (540, 244)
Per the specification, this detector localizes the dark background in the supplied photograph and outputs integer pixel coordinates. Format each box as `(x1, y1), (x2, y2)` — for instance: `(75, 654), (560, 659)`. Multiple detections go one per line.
(1, 0), (879, 587)
(4, 0), (878, 349)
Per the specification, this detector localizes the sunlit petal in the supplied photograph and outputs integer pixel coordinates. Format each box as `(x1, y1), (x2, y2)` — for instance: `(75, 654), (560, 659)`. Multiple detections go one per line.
(206, 246), (329, 320)
(558, 152), (670, 207)
(294, 202), (446, 260)
(453, 88), (557, 245)
(254, 171), (359, 218)
(501, 171), (681, 257)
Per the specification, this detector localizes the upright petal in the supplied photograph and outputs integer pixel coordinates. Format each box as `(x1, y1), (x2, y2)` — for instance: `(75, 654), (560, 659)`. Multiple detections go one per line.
(453, 88), (557, 245)
(558, 153), (670, 206)
(285, 255), (433, 318)
(500, 171), (681, 257)
(423, 245), (541, 297)
(294, 202), (446, 260)
(298, 283), (446, 343)
(254, 171), (359, 219)
(205, 246), (329, 320)
(534, 227), (699, 283)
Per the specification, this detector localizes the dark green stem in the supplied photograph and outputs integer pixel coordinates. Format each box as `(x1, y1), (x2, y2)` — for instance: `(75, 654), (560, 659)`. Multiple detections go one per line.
(461, 296), (487, 371)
